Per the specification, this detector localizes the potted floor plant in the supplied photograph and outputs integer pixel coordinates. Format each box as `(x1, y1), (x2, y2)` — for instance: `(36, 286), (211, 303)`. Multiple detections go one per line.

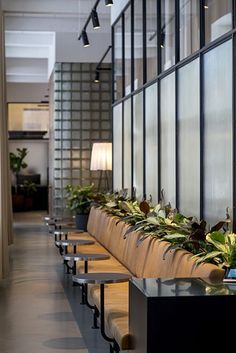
(65, 183), (96, 230)
(9, 148), (28, 211)
(20, 180), (37, 211)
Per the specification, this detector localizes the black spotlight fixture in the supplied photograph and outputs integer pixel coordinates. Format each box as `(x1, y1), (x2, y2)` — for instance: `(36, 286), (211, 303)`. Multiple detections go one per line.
(105, 0), (113, 6)
(81, 30), (90, 47)
(94, 70), (100, 83)
(91, 9), (100, 29)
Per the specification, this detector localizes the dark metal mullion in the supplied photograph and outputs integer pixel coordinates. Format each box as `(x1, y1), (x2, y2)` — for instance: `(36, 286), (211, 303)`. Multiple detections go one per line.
(175, 0), (180, 64)
(131, 0), (134, 93)
(122, 102), (124, 189)
(131, 96), (134, 199)
(130, 0), (134, 198)
(175, 0), (180, 210)
(175, 68), (179, 211)
(142, 0), (147, 199)
(199, 53), (204, 220)
(60, 64), (63, 217)
(143, 0), (147, 85)
(143, 90), (146, 200)
(111, 26), (115, 103)
(157, 81), (161, 202)
(232, 34), (236, 231)
(233, 0), (236, 30)
(122, 13), (125, 98)
(200, 0), (205, 48)
(157, 0), (162, 75)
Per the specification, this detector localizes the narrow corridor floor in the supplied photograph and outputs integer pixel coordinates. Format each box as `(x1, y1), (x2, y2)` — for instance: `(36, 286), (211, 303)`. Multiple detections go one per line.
(0, 212), (108, 353)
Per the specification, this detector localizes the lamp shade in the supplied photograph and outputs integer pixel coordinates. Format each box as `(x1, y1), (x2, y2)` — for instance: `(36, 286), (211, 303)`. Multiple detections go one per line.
(90, 143), (112, 171)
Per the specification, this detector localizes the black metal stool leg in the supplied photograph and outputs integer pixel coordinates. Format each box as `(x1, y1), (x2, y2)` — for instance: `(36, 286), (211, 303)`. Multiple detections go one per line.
(92, 306), (99, 329)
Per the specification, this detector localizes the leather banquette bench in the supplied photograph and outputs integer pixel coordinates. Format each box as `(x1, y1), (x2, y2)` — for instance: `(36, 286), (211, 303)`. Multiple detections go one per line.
(66, 206), (225, 352)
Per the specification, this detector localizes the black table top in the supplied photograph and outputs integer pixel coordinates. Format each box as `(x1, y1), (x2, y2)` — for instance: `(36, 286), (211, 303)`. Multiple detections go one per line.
(130, 277), (236, 297)
(72, 272), (131, 285)
(63, 253), (110, 261)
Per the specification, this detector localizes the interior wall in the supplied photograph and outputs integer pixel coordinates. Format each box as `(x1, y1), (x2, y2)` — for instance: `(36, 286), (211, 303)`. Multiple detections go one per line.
(51, 62), (112, 217)
(6, 82), (49, 103)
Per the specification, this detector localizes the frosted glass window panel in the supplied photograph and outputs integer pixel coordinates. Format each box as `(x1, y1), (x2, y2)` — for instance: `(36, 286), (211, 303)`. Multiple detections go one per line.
(204, 40), (232, 227)
(145, 84), (158, 204)
(178, 59), (200, 218)
(205, 0), (232, 44)
(146, 0), (158, 82)
(123, 99), (132, 196)
(113, 104), (123, 192)
(161, 0), (175, 71)
(160, 72), (176, 207)
(124, 5), (132, 95)
(179, 0), (199, 60)
(114, 18), (123, 100)
(133, 92), (144, 200)
(134, 0), (143, 90)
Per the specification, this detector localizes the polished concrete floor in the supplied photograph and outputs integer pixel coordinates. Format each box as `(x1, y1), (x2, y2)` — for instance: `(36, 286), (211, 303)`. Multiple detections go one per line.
(0, 211), (108, 353)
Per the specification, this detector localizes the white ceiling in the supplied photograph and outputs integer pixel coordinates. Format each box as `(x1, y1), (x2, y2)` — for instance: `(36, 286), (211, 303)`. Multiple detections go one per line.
(2, 0), (112, 85)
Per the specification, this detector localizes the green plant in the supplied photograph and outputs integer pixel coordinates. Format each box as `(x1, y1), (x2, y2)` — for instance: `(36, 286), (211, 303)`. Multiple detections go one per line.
(20, 180), (37, 196)
(65, 183), (96, 214)
(9, 148), (28, 174)
(193, 231), (236, 269)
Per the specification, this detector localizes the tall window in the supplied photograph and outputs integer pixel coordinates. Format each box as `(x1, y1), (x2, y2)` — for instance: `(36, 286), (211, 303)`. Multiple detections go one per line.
(123, 99), (132, 195)
(160, 72), (176, 206)
(179, 0), (200, 60)
(124, 5), (132, 95)
(161, 0), (175, 71)
(204, 40), (232, 226)
(204, 0), (232, 44)
(134, 0), (143, 89)
(113, 104), (123, 191)
(133, 92), (143, 199)
(114, 18), (123, 100)
(146, 0), (158, 81)
(145, 84), (158, 203)
(178, 59), (200, 217)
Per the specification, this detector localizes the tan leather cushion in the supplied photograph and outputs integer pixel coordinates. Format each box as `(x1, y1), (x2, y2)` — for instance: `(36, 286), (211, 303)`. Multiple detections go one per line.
(140, 238), (224, 281)
(89, 282), (130, 350)
(76, 207), (225, 351)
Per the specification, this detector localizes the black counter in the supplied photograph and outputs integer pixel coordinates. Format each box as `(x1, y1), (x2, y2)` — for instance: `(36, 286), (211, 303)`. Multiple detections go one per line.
(129, 277), (236, 353)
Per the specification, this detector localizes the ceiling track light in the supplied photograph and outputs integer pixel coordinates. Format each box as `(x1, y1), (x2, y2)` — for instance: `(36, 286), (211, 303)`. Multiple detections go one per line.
(81, 30), (90, 47)
(78, 0), (113, 46)
(94, 45), (112, 83)
(105, 0), (113, 6)
(91, 9), (100, 29)
(94, 70), (100, 83)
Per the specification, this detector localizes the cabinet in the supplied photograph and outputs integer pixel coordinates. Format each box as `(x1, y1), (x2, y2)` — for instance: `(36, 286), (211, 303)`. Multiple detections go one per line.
(12, 185), (48, 211)
(129, 277), (236, 353)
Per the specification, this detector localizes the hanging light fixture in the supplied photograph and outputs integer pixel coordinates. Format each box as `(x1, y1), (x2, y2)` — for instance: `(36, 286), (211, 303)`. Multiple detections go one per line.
(91, 8), (100, 29)
(105, 0), (113, 6)
(81, 30), (90, 47)
(94, 70), (100, 83)
(78, 0), (113, 47)
(93, 45), (112, 83)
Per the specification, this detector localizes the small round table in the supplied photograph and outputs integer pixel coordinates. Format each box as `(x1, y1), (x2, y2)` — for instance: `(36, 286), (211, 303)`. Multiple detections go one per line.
(55, 239), (94, 254)
(72, 272), (131, 345)
(64, 252), (110, 275)
(54, 228), (84, 242)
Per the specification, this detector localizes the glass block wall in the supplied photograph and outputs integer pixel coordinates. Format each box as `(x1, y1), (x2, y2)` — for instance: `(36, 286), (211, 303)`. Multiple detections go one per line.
(51, 62), (112, 217)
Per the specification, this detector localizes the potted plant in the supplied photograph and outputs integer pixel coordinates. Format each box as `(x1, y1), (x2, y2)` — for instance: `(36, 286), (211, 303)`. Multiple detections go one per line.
(9, 147), (28, 211)
(20, 180), (37, 210)
(64, 183), (96, 230)
(9, 148), (28, 190)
